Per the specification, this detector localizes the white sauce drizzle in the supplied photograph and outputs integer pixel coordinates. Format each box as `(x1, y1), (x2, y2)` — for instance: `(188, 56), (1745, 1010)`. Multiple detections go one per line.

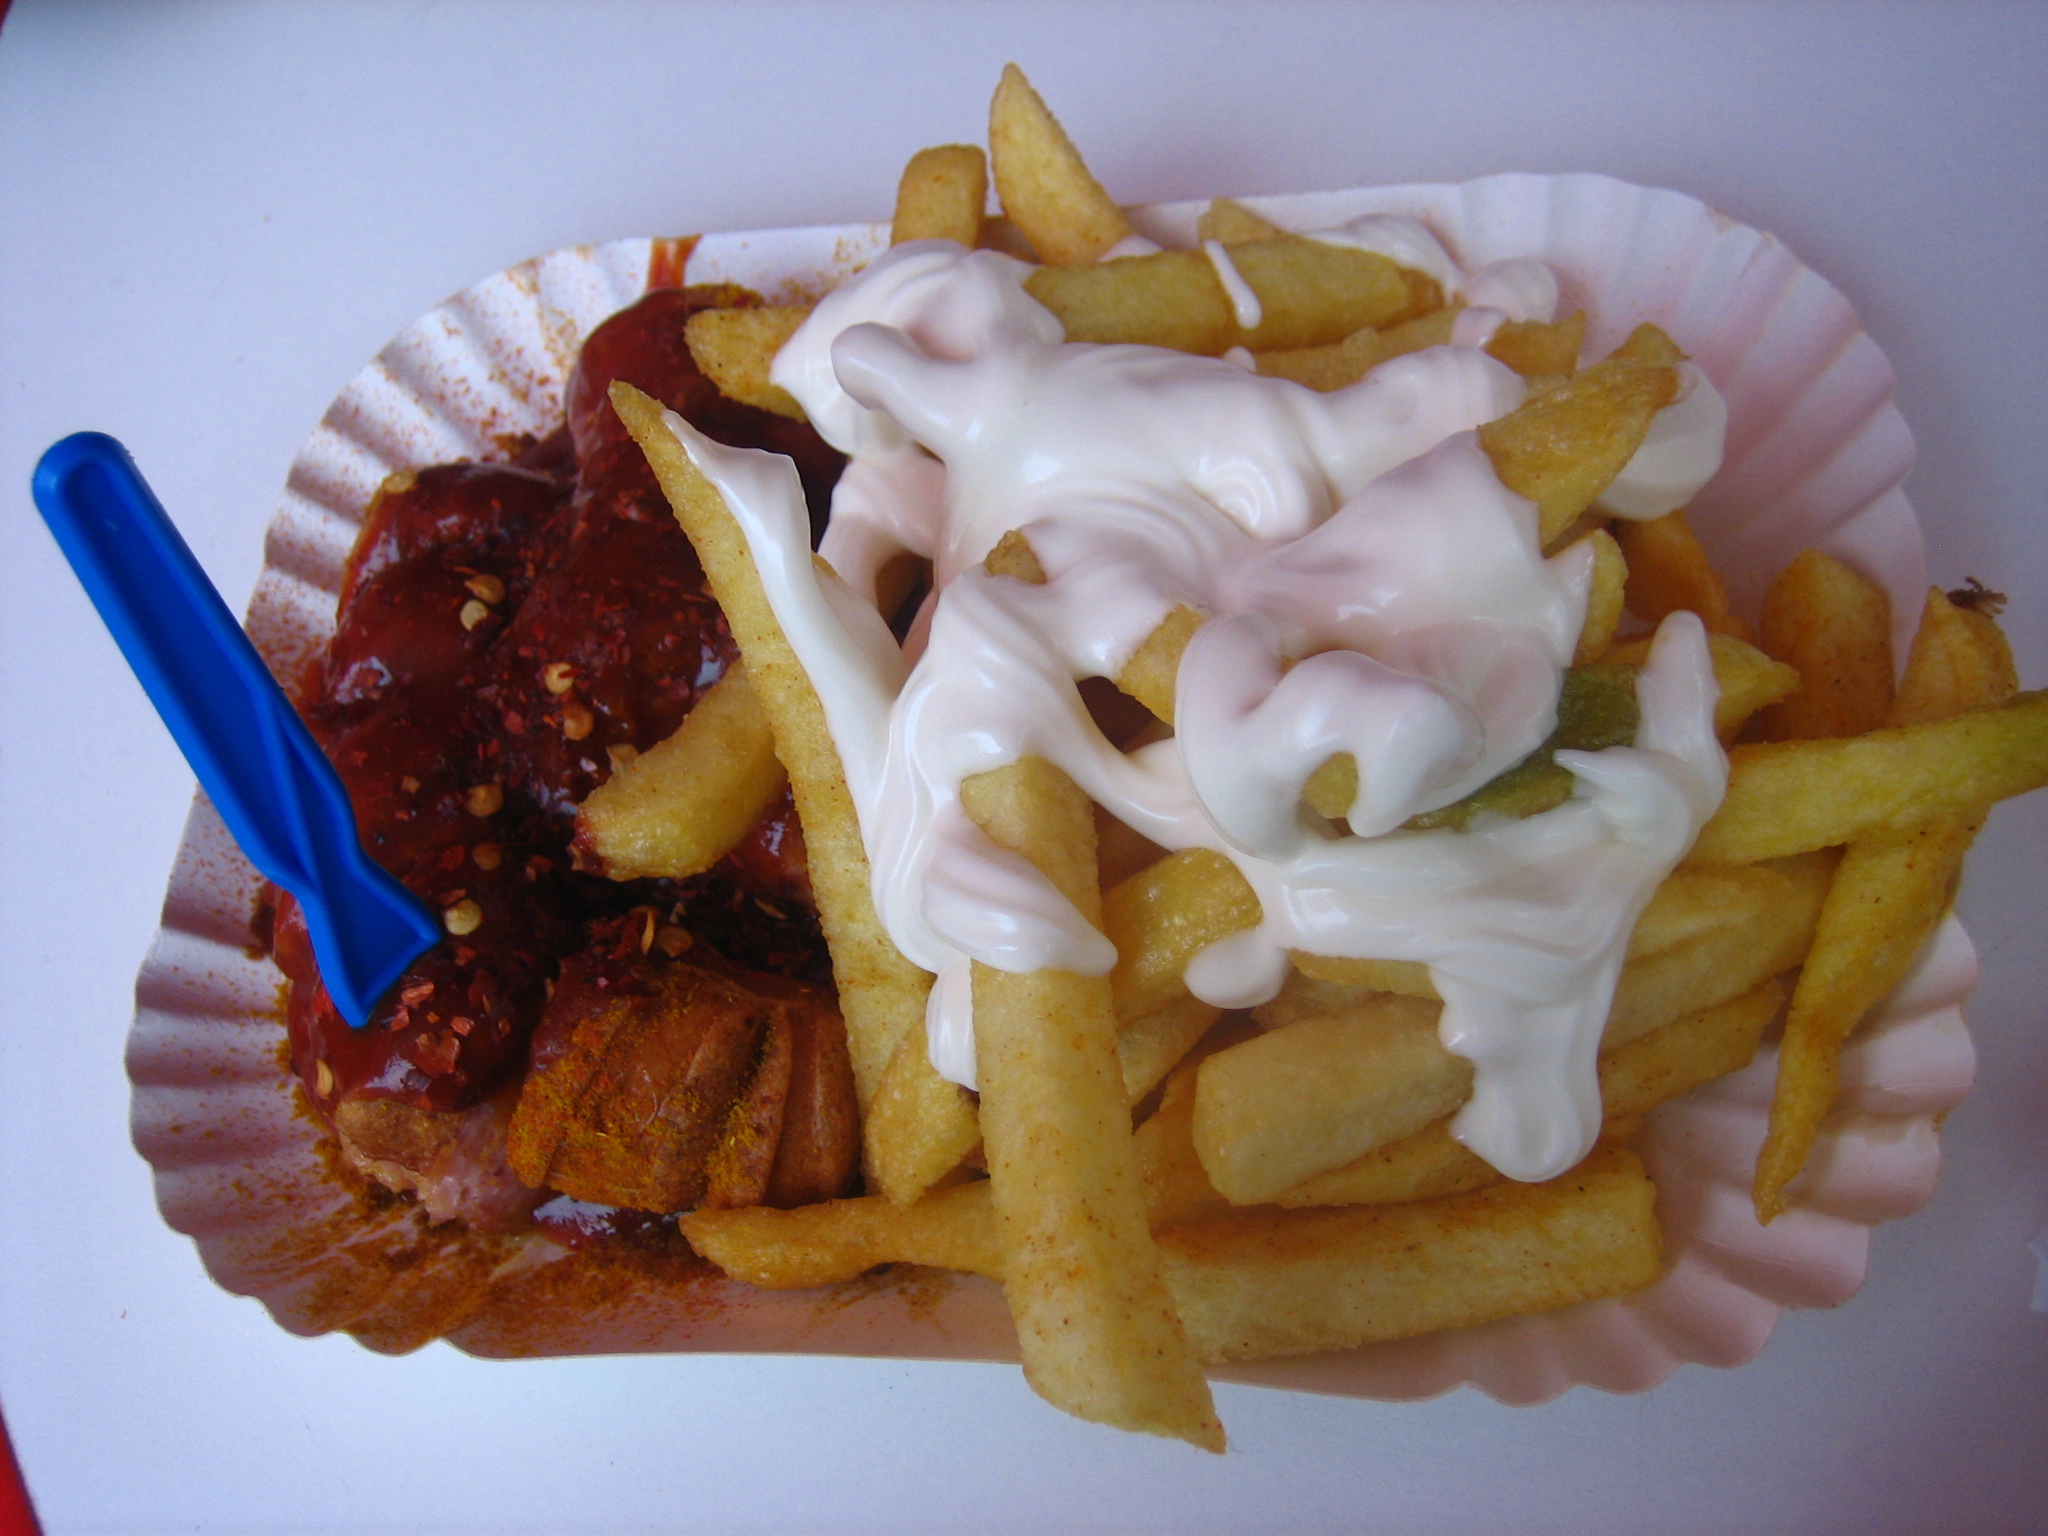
(670, 222), (1729, 1182)
(1203, 239), (1264, 331)
(1597, 362), (1728, 520)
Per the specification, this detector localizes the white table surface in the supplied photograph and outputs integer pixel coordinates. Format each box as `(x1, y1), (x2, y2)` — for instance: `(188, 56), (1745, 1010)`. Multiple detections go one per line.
(3, 3), (2045, 1531)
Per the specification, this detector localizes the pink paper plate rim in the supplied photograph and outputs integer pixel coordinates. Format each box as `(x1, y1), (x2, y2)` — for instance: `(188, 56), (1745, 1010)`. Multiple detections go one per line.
(130, 173), (1973, 1404)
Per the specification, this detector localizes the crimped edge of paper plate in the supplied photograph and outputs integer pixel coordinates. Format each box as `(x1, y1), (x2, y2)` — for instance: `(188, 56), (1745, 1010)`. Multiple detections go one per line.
(130, 174), (1970, 1402)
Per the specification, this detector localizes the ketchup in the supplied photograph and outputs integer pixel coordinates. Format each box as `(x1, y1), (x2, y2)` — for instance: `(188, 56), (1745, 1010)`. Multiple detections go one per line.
(276, 286), (844, 1125)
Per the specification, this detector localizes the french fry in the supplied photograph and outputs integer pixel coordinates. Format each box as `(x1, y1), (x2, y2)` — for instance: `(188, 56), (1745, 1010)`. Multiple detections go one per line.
(862, 1024), (986, 1204)
(1613, 508), (1756, 642)
(609, 382), (977, 1204)
(1136, 1058), (1234, 1226)
(986, 530), (1222, 1102)
(1272, 974), (1785, 1212)
(684, 306), (812, 421)
(1285, 950), (1434, 997)
(689, 1143), (1665, 1372)
(1890, 584), (2018, 727)
(571, 661), (786, 879)
(1114, 603), (1206, 725)
(1113, 839), (1828, 1050)
(1253, 307), (1460, 392)
(1156, 1143), (1661, 1363)
(962, 756), (1223, 1450)
(1483, 311), (1586, 380)
(1687, 690), (2048, 865)
(1624, 858), (1822, 959)
(1756, 548), (1894, 739)
(892, 143), (988, 247)
(1192, 994), (1473, 1205)
(1574, 527), (1628, 664)
(630, 76), (2036, 1429)
(679, 1179), (1001, 1290)
(1603, 629), (1799, 741)
(1137, 863), (1824, 1214)
(1094, 802), (1169, 888)
(1026, 235), (1443, 356)
(685, 1010), (1247, 1287)
(1196, 197), (1282, 246)
(718, 973), (1778, 1256)
(1280, 858), (1803, 1025)
(1753, 588), (2018, 1221)
(1288, 849), (1832, 1049)
(988, 64), (1132, 265)
(1103, 847), (1261, 1024)
(1602, 849), (1831, 1046)
(1477, 324), (1684, 545)
(1118, 992), (1223, 1108)
(1185, 933), (1805, 1214)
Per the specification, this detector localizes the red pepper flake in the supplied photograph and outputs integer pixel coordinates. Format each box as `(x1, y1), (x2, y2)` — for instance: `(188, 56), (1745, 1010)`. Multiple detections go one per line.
(454, 945), (478, 966)
(399, 980), (436, 1005)
(449, 1015), (475, 1037)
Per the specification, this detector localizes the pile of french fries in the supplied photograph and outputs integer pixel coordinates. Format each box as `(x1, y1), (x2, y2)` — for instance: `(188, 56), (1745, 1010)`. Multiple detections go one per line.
(571, 67), (2048, 1447)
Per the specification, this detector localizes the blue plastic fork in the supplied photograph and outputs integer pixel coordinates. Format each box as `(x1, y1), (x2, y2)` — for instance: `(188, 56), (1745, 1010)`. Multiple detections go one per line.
(32, 432), (439, 1026)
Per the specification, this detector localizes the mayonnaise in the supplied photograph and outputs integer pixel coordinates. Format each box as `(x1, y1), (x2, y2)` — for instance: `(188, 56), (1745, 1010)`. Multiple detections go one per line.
(664, 219), (1729, 1182)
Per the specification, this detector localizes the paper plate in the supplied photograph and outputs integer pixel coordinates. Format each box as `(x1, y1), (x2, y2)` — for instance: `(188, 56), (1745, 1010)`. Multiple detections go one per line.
(129, 175), (1974, 1399)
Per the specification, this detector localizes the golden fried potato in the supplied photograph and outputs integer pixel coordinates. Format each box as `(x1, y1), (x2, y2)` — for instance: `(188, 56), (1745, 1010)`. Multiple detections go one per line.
(1114, 602), (1206, 725)
(679, 1179), (1002, 1290)
(1025, 236), (1442, 356)
(1156, 1143), (1661, 1363)
(1117, 992), (1223, 1108)
(1604, 629), (1801, 741)
(1196, 197), (1283, 245)
(1477, 324), (1684, 545)
(1484, 311), (1586, 379)
(1129, 858), (1825, 1217)
(1614, 507), (1755, 642)
(963, 756), (1223, 1451)
(1274, 974), (1785, 1211)
(683, 306), (811, 420)
(1136, 1055), (1234, 1226)
(571, 662), (785, 880)
(1290, 849), (1833, 1050)
(1103, 847), (1261, 1024)
(610, 383), (976, 1204)
(1575, 527), (1629, 664)
(1192, 994), (1472, 1205)
(1889, 583), (2018, 728)
(1752, 587), (2019, 1221)
(988, 64), (1132, 264)
(1688, 690), (2048, 865)
(1254, 307), (1460, 391)
(1756, 548), (1894, 739)
(892, 143), (988, 247)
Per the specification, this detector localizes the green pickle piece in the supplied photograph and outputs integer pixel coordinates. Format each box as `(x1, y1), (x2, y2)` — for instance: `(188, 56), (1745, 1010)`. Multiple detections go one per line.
(1404, 662), (1640, 832)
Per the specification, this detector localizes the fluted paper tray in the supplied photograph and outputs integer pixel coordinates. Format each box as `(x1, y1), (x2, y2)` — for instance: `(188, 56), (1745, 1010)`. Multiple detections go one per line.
(129, 176), (1975, 1403)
